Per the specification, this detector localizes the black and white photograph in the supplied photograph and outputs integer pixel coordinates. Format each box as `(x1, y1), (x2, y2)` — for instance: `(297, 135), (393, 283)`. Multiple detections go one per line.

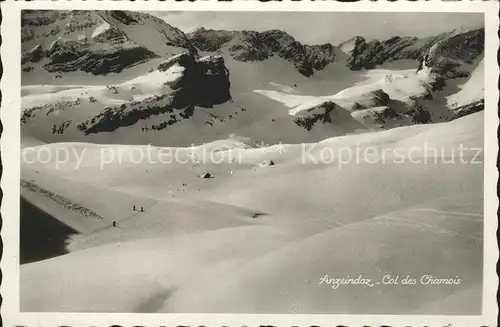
(1, 1), (498, 325)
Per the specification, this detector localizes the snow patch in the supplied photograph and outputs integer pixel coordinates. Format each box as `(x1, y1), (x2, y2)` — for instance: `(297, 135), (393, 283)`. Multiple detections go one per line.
(446, 58), (484, 108)
(269, 82), (297, 94)
(91, 22), (111, 39)
(123, 64), (185, 86)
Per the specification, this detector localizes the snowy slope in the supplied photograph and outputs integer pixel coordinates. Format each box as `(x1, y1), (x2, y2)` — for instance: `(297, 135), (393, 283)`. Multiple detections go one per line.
(447, 58), (484, 108)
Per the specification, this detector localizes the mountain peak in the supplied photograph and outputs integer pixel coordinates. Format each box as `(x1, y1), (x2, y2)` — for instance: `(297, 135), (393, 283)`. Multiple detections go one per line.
(338, 36), (366, 54)
(187, 27), (337, 77)
(21, 10), (197, 76)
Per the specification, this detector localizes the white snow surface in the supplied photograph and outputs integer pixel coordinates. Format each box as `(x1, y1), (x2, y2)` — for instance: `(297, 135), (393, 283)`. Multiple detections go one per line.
(20, 112), (484, 314)
(255, 68), (435, 116)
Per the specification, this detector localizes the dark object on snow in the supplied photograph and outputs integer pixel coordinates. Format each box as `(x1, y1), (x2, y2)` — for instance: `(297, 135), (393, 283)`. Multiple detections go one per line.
(200, 172), (213, 179)
(141, 206), (144, 212)
(258, 160), (275, 167)
(133, 205), (136, 211)
(112, 221), (116, 227)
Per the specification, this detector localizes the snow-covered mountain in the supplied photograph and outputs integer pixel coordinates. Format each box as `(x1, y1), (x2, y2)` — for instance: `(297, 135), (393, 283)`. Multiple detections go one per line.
(19, 11), (486, 315)
(339, 28), (484, 72)
(21, 10), (484, 147)
(187, 27), (337, 77)
(253, 27), (484, 133)
(22, 10), (196, 75)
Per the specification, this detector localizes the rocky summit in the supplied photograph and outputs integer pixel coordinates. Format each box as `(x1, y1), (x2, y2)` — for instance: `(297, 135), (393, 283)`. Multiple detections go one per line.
(188, 28), (336, 77)
(20, 10), (484, 146)
(340, 28), (484, 76)
(21, 10), (197, 75)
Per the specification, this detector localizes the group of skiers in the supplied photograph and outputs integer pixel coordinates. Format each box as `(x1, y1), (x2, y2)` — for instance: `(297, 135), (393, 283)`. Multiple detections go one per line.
(111, 205), (145, 227)
(133, 205), (144, 212)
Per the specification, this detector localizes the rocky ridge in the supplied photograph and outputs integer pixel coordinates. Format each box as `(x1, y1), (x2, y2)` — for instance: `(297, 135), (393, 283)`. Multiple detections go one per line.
(21, 10), (197, 75)
(339, 28), (484, 75)
(188, 28), (336, 77)
(20, 11), (485, 144)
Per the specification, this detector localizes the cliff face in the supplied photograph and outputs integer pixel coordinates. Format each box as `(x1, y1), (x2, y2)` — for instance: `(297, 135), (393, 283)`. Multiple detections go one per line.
(292, 101), (366, 132)
(293, 102), (338, 131)
(340, 28), (484, 75)
(188, 28), (336, 77)
(283, 28), (485, 133)
(340, 36), (418, 70)
(39, 37), (159, 75)
(21, 44), (45, 64)
(21, 10), (197, 75)
(161, 54), (232, 108)
(20, 11), (485, 145)
(27, 53), (233, 135)
(419, 29), (484, 78)
(23, 11), (483, 81)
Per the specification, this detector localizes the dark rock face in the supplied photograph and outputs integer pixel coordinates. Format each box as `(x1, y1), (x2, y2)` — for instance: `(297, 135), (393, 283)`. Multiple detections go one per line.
(293, 102), (337, 130)
(42, 39), (158, 75)
(165, 54), (232, 108)
(21, 99), (81, 124)
(186, 28), (234, 52)
(21, 10), (197, 75)
(452, 99), (484, 119)
(259, 160), (275, 167)
(77, 94), (176, 134)
(92, 26), (129, 45)
(425, 29), (484, 64)
(371, 107), (403, 124)
(341, 36), (418, 70)
(21, 44), (45, 64)
(101, 10), (198, 55)
(408, 105), (432, 124)
(340, 28), (484, 74)
(188, 28), (336, 77)
(76, 54), (232, 135)
(421, 29), (484, 78)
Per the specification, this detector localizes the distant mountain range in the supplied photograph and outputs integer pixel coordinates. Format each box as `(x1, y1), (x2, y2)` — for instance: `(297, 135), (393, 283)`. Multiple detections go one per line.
(21, 10), (485, 147)
(22, 10), (483, 76)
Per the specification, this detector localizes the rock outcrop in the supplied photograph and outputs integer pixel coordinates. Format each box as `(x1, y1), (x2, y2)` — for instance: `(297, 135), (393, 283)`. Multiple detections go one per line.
(21, 44), (45, 64)
(21, 10), (197, 75)
(340, 28), (484, 75)
(161, 53), (232, 108)
(342, 89), (391, 111)
(188, 28), (336, 77)
(451, 99), (484, 119)
(41, 37), (159, 75)
(293, 102), (337, 131)
(258, 160), (275, 167)
(76, 53), (231, 134)
(292, 101), (365, 132)
(340, 36), (418, 70)
(418, 29), (484, 78)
